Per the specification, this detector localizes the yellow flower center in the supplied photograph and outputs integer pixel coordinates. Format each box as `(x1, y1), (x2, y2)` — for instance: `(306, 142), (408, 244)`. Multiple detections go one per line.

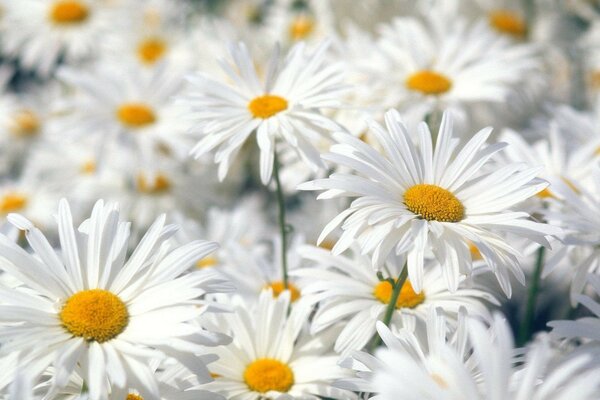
(289, 15), (315, 40)
(590, 71), (600, 90)
(80, 160), (96, 175)
(116, 103), (157, 128)
(406, 70), (452, 95)
(0, 193), (27, 214)
(137, 37), (167, 65)
(404, 184), (464, 222)
(488, 10), (526, 37)
(196, 256), (218, 269)
(59, 289), (129, 343)
(136, 173), (171, 194)
(11, 110), (41, 137)
(373, 280), (425, 309)
(248, 95), (288, 119)
(431, 373), (449, 389)
(537, 177), (578, 199)
(469, 242), (482, 261)
(264, 281), (301, 302)
(244, 358), (294, 393)
(126, 395), (143, 400)
(50, 0), (89, 25)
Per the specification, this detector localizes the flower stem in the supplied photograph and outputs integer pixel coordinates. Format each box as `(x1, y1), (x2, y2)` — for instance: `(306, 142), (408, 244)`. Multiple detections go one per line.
(370, 267), (408, 351)
(517, 246), (545, 346)
(273, 151), (289, 289)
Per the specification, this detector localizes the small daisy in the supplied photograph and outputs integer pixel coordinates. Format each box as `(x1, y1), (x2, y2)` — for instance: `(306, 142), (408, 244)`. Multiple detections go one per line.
(294, 245), (497, 354)
(183, 40), (347, 184)
(56, 61), (192, 165)
(1, 0), (114, 76)
(300, 110), (560, 295)
(0, 199), (233, 399)
(198, 290), (358, 399)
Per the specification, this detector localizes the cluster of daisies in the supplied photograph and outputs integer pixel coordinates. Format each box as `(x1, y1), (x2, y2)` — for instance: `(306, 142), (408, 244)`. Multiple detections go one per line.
(1, 0), (600, 398)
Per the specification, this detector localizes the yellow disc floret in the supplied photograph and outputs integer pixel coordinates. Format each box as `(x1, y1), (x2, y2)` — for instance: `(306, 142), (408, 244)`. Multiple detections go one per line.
(248, 95), (288, 119)
(0, 193), (27, 214)
(11, 110), (41, 137)
(265, 281), (301, 302)
(137, 37), (167, 65)
(289, 15), (315, 41)
(244, 358), (294, 393)
(59, 289), (129, 343)
(406, 70), (452, 95)
(126, 394), (143, 400)
(489, 10), (526, 37)
(116, 103), (157, 128)
(50, 0), (89, 25)
(404, 184), (465, 222)
(373, 280), (425, 309)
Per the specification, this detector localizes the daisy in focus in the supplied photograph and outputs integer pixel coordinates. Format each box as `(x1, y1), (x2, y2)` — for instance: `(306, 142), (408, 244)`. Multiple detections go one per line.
(199, 290), (357, 399)
(294, 245), (497, 354)
(300, 110), (560, 295)
(183, 40), (347, 184)
(1, 0), (114, 76)
(0, 199), (233, 399)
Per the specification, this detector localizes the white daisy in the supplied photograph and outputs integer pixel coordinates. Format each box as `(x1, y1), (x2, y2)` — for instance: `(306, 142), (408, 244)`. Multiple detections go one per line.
(56, 61), (192, 165)
(294, 245), (497, 354)
(183, 40), (347, 184)
(300, 110), (560, 295)
(1, 0), (114, 76)
(198, 290), (358, 399)
(0, 199), (233, 400)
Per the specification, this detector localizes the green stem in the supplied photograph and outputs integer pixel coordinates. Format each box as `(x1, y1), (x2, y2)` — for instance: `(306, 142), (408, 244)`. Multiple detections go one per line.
(370, 267), (408, 351)
(517, 246), (545, 346)
(273, 151), (289, 289)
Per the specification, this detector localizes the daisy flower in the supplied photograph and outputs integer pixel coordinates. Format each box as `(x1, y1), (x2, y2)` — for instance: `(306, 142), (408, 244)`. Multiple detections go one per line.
(183, 40), (347, 184)
(1, 0), (114, 76)
(198, 290), (357, 399)
(294, 245), (497, 354)
(374, 7), (539, 128)
(300, 110), (560, 295)
(56, 61), (191, 165)
(0, 199), (233, 399)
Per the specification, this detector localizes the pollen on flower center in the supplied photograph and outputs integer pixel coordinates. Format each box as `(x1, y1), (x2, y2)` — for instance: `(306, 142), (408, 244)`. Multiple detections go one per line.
(289, 15), (315, 40)
(373, 280), (425, 309)
(116, 103), (157, 128)
(489, 10), (526, 37)
(59, 289), (129, 343)
(50, 0), (89, 25)
(137, 37), (167, 65)
(265, 281), (301, 302)
(0, 193), (27, 214)
(404, 184), (465, 222)
(248, 95), (288, 119)
(244, 358), (294, 393)
(11, 110), (41, 137)
(406, 70), (452, 95)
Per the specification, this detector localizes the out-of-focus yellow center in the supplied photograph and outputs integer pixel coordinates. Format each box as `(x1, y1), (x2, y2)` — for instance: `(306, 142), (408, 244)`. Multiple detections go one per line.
(196, 256), (218, 269)
(489, 10), (526, 37)
(373, 280), (425, 309)
(469, 242), (483, 261)
(404, 184), (464, 222)
(116, 103), (157, 128)
(406, 70), (452, 95)
(537, 177), (578, 199)
(0, 193), (27, 214)
(137, 37), (167, 65)
(289, 15), (315, 40)
(59, 289), (128, 343)
(50, 0), (89, 25)
(319, 240), (335, 251)
(11, 110), (41, 137)
(244, 358), (294, 393)
(136, 174), (171, 194)
(80, 160), (96, 175)
(248, 95), (288, 119)
(431, 373), (449, 388)
(126, 394), (143, 400)
(265, 281), (301, 302)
